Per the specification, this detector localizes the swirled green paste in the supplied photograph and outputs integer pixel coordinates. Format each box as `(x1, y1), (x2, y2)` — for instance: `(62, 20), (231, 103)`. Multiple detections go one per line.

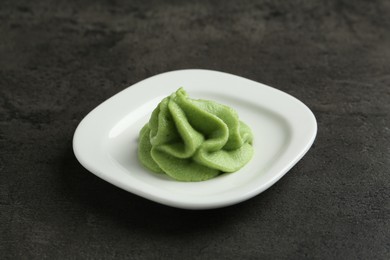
(138, 88), (254, 182)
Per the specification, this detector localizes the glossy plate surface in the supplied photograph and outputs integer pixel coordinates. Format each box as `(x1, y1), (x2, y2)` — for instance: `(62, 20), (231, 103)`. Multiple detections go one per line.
(73, 69), (317, 209)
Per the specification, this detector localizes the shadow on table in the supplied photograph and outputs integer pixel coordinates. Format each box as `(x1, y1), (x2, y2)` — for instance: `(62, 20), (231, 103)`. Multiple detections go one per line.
(60, 144), (263, 235)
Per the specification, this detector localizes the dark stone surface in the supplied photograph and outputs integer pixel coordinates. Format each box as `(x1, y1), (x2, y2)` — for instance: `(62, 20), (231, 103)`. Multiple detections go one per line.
(1, 0), (389, 258)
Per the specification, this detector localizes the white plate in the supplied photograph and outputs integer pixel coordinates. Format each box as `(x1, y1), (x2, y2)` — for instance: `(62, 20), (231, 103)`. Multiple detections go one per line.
(73, 69), (317, 209)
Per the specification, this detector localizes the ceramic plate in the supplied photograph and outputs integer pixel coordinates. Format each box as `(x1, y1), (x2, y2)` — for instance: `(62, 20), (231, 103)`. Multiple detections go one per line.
(73, 69), (317, 209)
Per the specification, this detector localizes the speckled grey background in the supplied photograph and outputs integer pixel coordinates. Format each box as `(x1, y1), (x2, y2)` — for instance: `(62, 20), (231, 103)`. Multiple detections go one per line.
(1, 0), (389, 259)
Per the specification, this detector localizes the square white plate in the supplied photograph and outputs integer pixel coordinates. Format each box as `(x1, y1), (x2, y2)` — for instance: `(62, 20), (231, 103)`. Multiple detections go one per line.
(73, 69), (317, 209)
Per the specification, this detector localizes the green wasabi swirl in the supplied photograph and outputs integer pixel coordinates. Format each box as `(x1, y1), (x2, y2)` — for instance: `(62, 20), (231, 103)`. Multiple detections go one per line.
(138, 88), (254, 182)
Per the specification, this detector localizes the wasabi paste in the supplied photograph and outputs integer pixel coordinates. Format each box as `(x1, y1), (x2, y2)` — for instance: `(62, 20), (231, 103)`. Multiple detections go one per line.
(138, 88), (254, 182)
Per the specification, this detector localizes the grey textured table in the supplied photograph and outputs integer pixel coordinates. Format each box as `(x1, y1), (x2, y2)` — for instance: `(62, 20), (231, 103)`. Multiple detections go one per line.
(1, 0), (389, 259)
